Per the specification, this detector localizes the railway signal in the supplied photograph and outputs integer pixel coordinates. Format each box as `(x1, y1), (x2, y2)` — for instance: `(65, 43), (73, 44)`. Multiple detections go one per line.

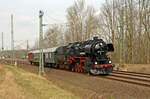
(39, 10), (45, 75)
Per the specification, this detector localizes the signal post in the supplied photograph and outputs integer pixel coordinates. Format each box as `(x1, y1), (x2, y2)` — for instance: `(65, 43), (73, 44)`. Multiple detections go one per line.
(39, 10), (45, 75)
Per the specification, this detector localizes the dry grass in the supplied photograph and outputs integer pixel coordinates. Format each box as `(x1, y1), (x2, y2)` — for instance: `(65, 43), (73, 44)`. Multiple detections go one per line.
(115, 64), (150, 73)
(0, 67), (24, 99)
(126, 64), (150, 73)
(0, 65), (80, 99)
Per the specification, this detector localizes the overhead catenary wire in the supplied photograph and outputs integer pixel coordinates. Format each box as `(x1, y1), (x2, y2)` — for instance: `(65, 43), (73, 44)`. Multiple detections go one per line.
(44, 12), (66, 24)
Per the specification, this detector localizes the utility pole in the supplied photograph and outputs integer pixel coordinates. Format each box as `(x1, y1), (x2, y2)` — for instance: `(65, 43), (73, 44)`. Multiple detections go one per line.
(11, 14), (14, 64)
(27, 40), (29, 50)
(39, 10), (45, 75)
(26, 40), (29, 57)
(1, 32), (4, 51)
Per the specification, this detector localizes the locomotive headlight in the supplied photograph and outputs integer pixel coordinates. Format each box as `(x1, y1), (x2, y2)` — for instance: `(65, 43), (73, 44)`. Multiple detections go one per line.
(100, 43), (103, 46)
(95, 62), (98, 64)
(95, 44), (100, 49)
(109, 61), (112, 63)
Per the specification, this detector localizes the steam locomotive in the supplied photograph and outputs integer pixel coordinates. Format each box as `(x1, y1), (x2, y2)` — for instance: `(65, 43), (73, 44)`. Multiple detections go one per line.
(28, 37), (115, 75)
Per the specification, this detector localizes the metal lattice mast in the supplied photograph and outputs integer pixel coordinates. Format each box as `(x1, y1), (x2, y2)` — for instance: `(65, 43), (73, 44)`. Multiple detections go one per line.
(39, 10), (45, 75)
(11, 14), (14, 64)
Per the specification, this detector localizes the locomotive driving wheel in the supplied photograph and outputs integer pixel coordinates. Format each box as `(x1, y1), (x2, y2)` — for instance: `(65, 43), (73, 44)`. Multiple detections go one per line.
(73, 63), (86, 73)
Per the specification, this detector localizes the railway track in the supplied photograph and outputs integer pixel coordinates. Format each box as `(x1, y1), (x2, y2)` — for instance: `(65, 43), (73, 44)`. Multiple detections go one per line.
(1, 59), (150, 87)
(113, 70), (150, 77)
(102, 70), (150, 87)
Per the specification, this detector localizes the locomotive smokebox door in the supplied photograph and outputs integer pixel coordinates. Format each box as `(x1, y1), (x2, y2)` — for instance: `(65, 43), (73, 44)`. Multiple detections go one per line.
(107, 43), (114, 52)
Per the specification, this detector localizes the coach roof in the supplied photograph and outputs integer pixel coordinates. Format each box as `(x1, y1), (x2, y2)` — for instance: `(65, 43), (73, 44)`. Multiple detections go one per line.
(43, 47), (58, 53)
(29, 47), (58, 54)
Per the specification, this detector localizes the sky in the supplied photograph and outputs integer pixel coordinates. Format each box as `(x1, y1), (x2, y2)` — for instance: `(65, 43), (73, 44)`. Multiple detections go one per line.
(0, 0), (104, 50)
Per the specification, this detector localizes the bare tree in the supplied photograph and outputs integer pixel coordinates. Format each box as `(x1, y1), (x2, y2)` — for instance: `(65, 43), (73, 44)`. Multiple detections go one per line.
(66, 0), (99, 42)
(99, 0), (149, 64)
(44, 25), (64, 48)
(32, 0), (149, 64)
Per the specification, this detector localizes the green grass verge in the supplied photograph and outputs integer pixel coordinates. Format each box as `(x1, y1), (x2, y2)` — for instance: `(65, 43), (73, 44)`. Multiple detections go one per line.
(0, 67), (5, 84)
(5, 66), (80, 99)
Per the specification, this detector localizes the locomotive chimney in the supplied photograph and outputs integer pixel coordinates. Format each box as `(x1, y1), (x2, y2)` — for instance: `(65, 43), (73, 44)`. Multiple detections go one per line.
(93, 36), (98, 40)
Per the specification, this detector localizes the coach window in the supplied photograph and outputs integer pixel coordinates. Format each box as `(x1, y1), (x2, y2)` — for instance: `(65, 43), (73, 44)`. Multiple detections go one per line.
(45, 53), (48, 59)
(49, 53), (52, 58)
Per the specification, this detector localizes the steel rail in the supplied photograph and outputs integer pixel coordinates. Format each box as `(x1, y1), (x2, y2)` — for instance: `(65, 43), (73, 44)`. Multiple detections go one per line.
(100, 76), (150, 87)
(112, 71), (150, 79)
(113, 70), (150, 76)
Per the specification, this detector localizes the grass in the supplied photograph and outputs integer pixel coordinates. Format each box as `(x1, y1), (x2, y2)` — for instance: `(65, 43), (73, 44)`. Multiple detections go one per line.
(0, 67), (5, 84)
(126, 64), (150, 73)
(2, 65), (80, 99)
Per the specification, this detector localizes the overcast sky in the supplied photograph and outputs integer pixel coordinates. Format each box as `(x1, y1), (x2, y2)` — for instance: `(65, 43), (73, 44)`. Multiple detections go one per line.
(0, 0), (104, 50)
